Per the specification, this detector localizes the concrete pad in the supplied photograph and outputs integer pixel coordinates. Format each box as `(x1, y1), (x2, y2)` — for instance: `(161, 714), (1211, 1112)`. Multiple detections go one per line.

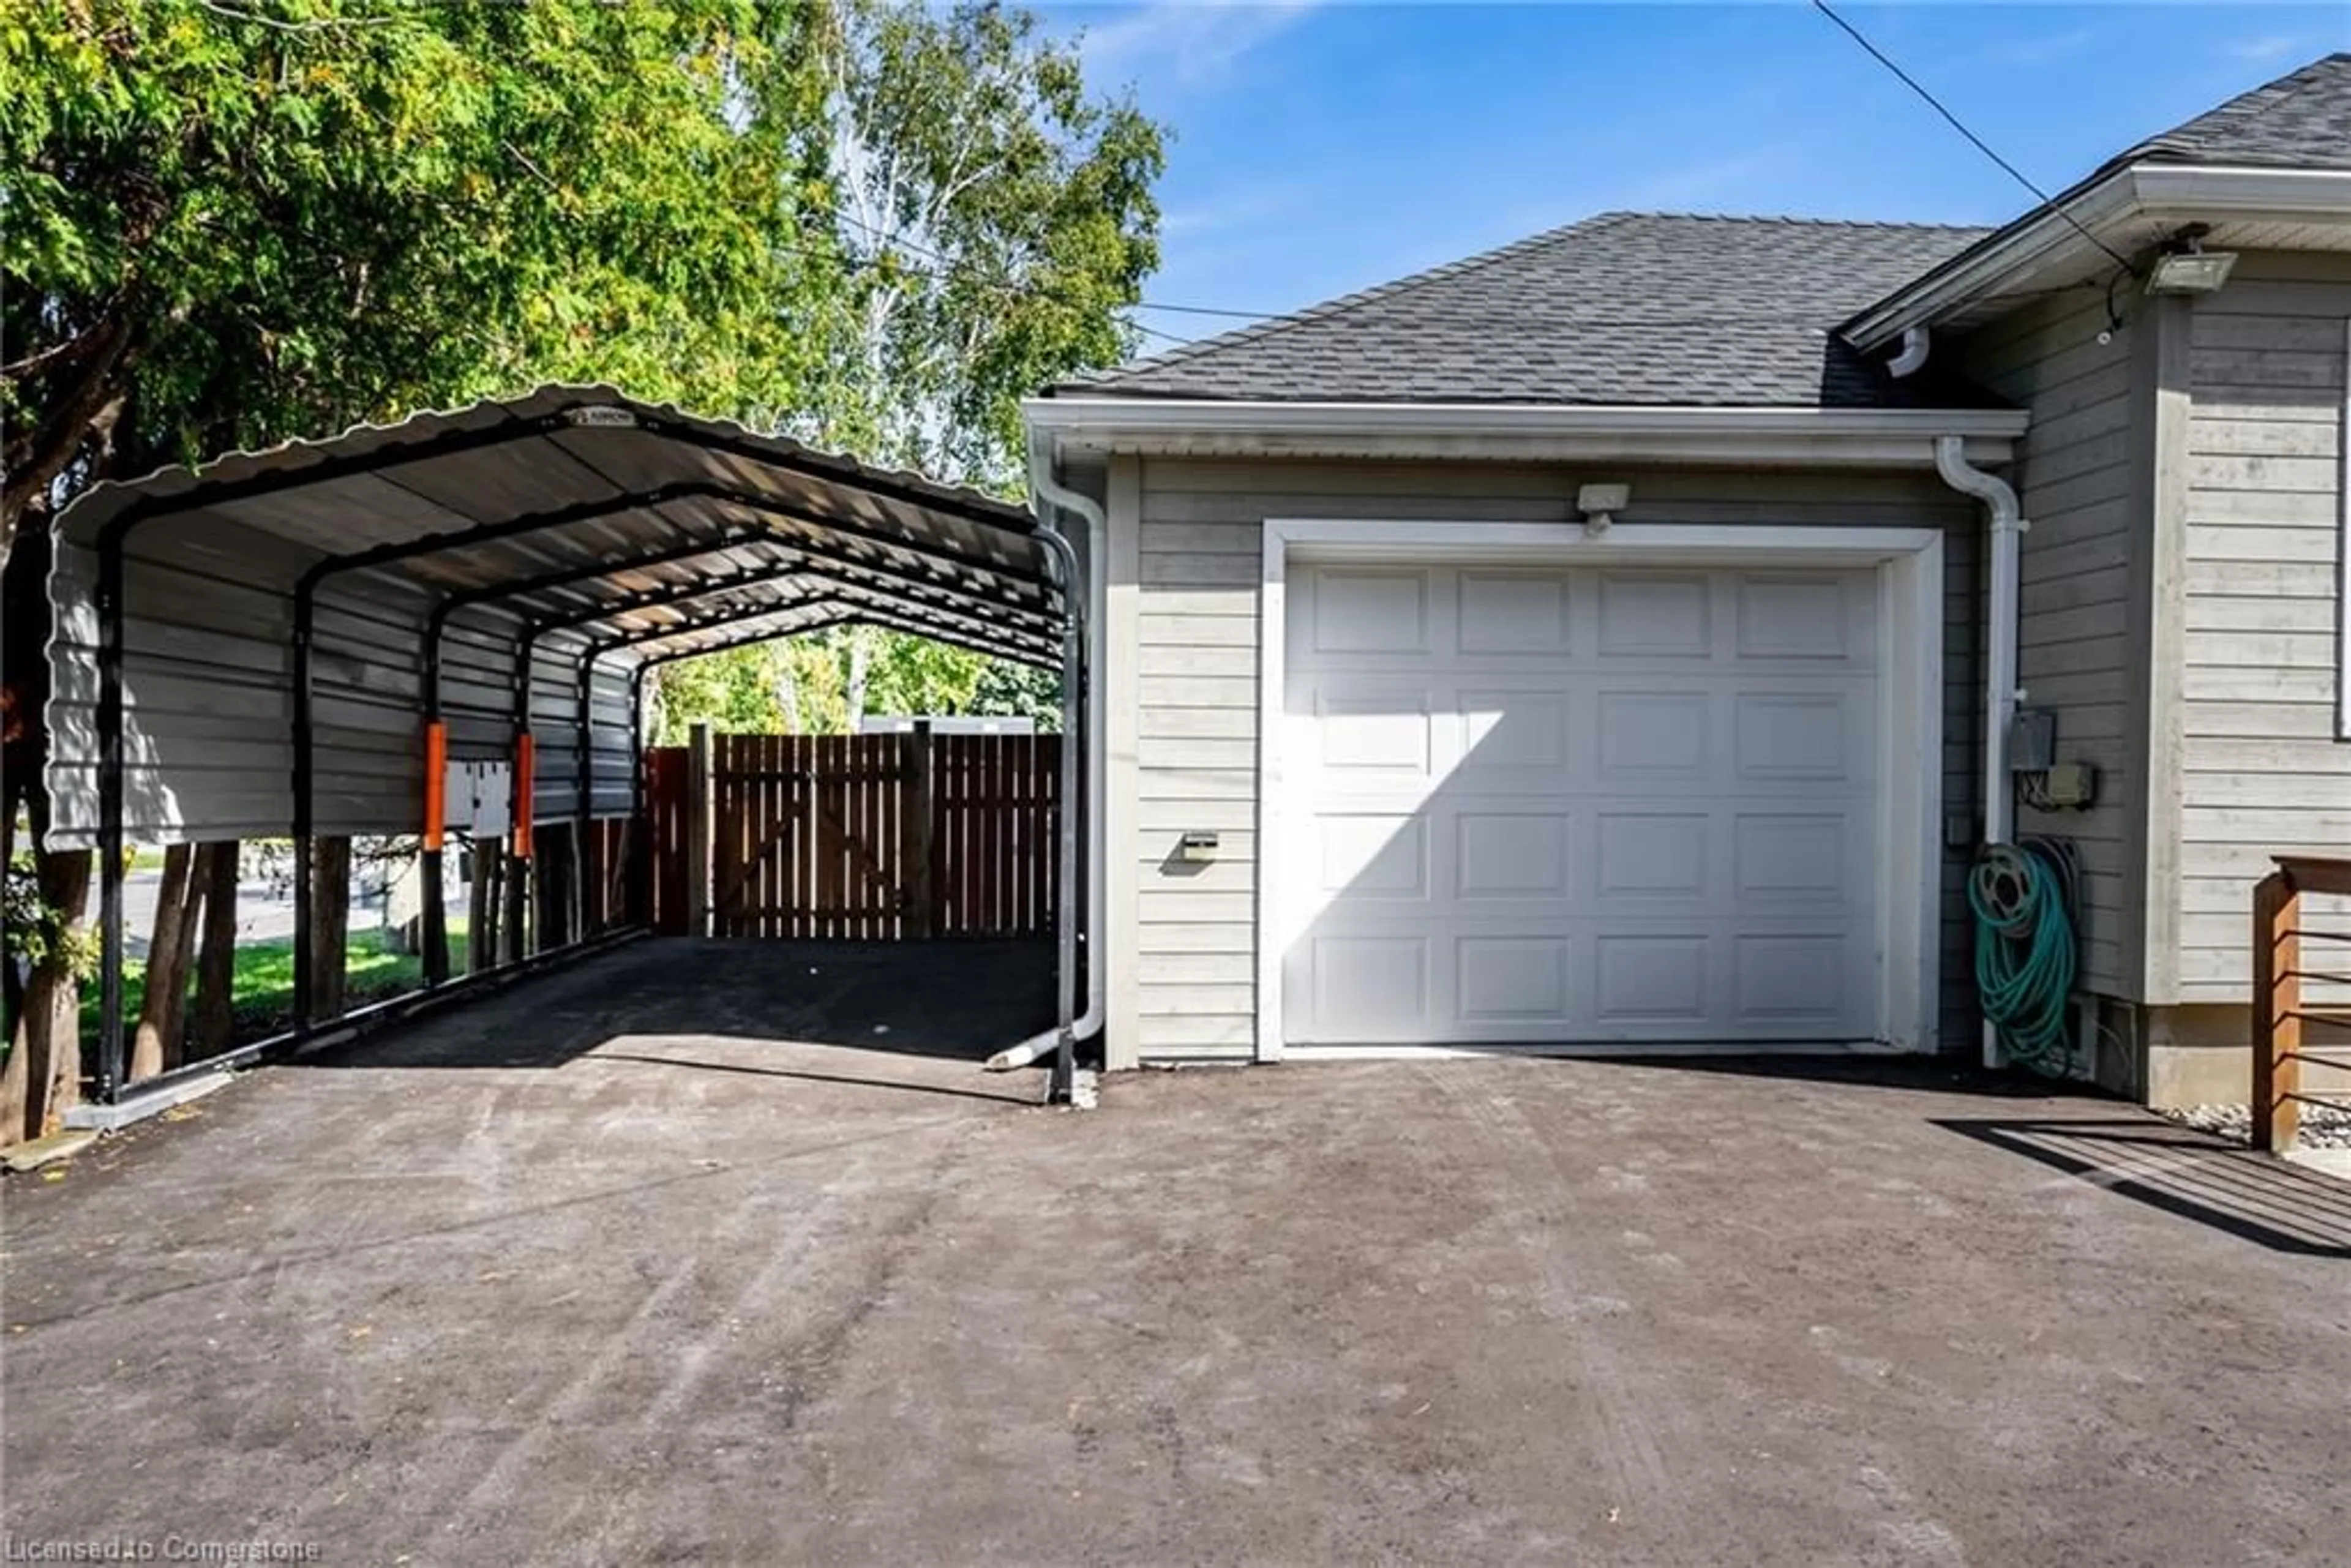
(4, 940), (2348, 1563)
(1, 1128), (98, 1172)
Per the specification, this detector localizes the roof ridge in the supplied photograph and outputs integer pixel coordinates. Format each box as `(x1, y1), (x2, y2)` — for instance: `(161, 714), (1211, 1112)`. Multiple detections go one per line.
(2121, 49), (2351, 167)
(1596, 211), (1989, 231)
(1092, 211), (1646, 383)
(1079, 210), (1989, 388)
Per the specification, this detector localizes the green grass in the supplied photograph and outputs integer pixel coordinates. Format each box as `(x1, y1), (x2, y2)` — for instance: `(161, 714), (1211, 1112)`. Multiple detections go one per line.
(82, 921), (471, 1045)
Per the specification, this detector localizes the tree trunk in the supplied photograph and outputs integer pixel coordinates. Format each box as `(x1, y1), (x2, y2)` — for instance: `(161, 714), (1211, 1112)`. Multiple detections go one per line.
(128, 843), (198, 1081)
(190, 841), (239, 1059)
(467, 839), (497, 975)
(2, 768), (23, 1040)
(310, 836), (352, 1020)
(846, 630), (870, 731)
(2, 847), (92, 1143)
(0, 978), (29, 1147)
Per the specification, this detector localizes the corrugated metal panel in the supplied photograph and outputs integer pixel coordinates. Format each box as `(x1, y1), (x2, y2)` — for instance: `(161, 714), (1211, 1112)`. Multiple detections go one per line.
(43, 385), (1058, 849)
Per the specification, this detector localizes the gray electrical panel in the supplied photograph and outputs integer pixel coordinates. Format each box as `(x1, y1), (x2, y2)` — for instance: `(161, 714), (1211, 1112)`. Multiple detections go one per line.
(2009, 708), (2056, 772)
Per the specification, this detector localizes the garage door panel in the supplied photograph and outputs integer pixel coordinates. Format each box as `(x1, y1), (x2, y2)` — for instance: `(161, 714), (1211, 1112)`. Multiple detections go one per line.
(1597, 572), (1713, 657)
(1733, 934), (1858, 1026)
(1317, 813), (1430, 901)
(1733, 691), (1871, 782)
(1284, 561), (1883, 1046)
(1458, 571), (1570, 653)
(1594, 811), (1710, 898)
(1735, 574), (1864, 661)
(1595, 690), (1712, 778)
(1459, 689), (1571, 771)
(1309, 934), (1431, 1035)
(1733, 812), (1851, 899)
(1455, 811), (1573, 899)
(1313, 688), (1433, 776)
(1594, 933), (1714, 1024)
(1305, 568), (1431, 655)
(1457, 937), (1571, 1023)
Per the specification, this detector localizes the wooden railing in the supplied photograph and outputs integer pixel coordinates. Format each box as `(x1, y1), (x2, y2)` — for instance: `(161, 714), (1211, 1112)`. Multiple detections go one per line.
(2251, 855), (2351, 1152)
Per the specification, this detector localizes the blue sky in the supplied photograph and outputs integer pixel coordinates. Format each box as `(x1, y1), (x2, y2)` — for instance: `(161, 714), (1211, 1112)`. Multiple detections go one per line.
(1039, 2), (2351, 348)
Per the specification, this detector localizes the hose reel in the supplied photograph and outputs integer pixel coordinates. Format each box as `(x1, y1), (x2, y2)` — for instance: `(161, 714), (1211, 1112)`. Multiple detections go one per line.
(1968, 838), (2080, 1077)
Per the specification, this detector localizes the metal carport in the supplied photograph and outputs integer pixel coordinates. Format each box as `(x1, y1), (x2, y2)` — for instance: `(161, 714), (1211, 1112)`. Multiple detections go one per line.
(42, 385), (1084, 1111)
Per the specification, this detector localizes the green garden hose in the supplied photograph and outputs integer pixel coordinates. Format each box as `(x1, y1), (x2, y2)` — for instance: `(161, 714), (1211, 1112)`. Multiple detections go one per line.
(1968, 841), (2078, 1076)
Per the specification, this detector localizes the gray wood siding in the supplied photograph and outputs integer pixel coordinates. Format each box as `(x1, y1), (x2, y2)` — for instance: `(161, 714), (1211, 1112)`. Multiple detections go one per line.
(1123, 459), (1981, 1062)
(1954, 293), (2140, 996)
(2178, 253), (2351, 997)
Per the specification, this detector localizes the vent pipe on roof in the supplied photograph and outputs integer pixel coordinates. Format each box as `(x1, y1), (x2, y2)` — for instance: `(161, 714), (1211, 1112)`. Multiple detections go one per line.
(1888, 326), (1932, 378)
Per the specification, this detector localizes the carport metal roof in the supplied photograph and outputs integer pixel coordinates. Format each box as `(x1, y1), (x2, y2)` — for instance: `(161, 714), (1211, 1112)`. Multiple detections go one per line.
(44, 384), (1081, 1108)
(59, 382), (1060, 672)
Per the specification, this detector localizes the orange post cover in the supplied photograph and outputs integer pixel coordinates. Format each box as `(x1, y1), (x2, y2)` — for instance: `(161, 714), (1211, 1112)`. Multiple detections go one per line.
(422, 720), (448, 851)
(513, 733), (534, 860)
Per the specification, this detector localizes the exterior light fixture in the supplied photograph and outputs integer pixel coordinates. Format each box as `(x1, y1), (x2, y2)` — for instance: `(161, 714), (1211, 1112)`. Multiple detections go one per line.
(1577, 482), (1630, 536)
(2146, 247), (2238, 296)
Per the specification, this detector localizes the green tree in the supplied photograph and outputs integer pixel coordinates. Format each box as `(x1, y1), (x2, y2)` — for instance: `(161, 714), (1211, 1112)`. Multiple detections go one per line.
(803, 0), (1163, 486)
(1, 0), (833, 555)
(0, 0), (1163, 1135)
(648, 0), (1160, 733)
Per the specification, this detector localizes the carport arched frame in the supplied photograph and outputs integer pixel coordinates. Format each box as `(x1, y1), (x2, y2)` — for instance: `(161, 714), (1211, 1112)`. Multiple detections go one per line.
(56, 389), (1083, 1108)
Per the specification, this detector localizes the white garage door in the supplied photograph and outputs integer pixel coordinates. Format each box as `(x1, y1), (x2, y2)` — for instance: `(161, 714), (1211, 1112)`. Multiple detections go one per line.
(1280, 563), (1881, 1046)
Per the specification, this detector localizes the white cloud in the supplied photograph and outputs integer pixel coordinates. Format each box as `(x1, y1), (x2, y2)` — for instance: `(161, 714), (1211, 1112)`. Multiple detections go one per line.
(1076, 0), (1324, 92)
(1619, 143), (1810, 214)
(2224, 32), (2306, 63)
(1992, 26), (2099, 69)
(1160, 178), (1314, 238)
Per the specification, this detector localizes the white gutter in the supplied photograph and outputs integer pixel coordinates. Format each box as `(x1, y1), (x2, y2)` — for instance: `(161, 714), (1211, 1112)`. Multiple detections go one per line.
(988, 433), (1108, 1073)
(1933, 435), (2024, 1071)
(1023, 397), (2025, 468)
(1024, 397), (2027, 441)
(1844, 162), (2351, 351)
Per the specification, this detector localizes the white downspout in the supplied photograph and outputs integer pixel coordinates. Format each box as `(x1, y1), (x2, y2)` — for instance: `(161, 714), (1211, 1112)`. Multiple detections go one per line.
(987, 433), (1108, 1072)
(1933, 433), (2025, 1068)
(1888, 326), (1932, 378)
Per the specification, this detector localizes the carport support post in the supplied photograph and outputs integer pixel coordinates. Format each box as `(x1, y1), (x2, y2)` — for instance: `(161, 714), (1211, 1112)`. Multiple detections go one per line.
(686, 722), (713, 938)
(291, 580), (318, 1029)
(421, 719), (449, 987)
(574, 655), (597, 942)
(1032, 524), (1085, 1105)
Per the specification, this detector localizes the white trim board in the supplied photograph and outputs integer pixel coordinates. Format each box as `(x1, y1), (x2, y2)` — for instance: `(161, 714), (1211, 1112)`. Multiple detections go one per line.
(2339, 315), (2351, 743)
(1026, 400), (2023, 468)
(1254, 518), (1946, 1063)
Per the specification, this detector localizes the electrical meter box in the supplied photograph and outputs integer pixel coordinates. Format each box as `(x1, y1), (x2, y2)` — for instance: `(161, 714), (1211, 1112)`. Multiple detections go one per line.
(2008, 708), (2057, 772)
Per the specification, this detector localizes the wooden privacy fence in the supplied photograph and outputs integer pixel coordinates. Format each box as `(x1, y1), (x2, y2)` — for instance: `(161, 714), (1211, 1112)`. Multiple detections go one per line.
(645, 729), (1061, 941)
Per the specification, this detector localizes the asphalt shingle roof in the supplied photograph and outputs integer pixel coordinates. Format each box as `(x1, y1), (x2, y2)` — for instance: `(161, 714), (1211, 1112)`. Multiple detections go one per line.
(2118, 51), (2351, 171)
(1061, 54), (2351, 411)
(1057, 213), (1995, 408)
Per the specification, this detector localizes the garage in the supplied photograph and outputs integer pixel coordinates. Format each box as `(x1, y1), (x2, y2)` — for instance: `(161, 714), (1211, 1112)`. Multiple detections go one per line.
(1257, 522), (1948, 1058)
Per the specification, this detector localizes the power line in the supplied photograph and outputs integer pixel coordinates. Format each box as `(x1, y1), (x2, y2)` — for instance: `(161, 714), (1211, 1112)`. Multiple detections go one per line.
(827, 206), (1281, 322)
(1808, 0), (2135, 272)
